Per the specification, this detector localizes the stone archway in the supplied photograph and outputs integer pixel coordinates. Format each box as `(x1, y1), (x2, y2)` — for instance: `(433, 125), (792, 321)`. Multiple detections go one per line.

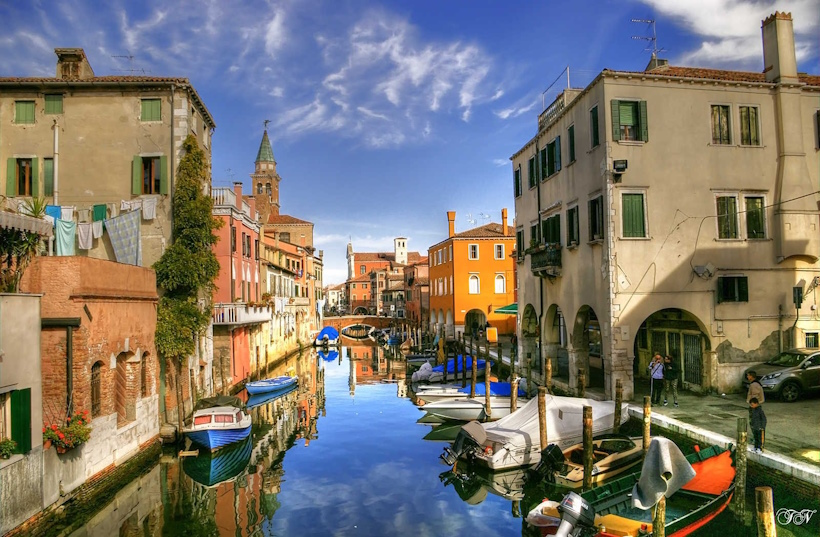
(543, 304), (569, 379)
(571, 306), (604, 390)
(464, 309), (487, 339)
(521, 304), (539, 374)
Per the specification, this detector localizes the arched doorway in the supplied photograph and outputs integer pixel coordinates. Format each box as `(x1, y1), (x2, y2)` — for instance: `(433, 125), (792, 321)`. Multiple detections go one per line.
(464, 309), (486, 339)
(544, 304), (569, 380)
(633, 308), (711, 392)
(572, 306), (604, 389)
(521, 304), (539, 373)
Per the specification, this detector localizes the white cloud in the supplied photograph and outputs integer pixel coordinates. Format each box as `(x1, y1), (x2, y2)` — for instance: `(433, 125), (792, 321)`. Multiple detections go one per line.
(494, 99), (537, 120)
(264, 9), (287, 56)
(492, 158), (508, 167)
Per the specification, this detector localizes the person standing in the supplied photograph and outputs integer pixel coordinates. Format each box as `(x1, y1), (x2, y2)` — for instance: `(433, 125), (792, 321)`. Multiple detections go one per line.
(749, 397), (767, 452)
(663, 355), (679, 407)
(649, 354), (665, 405)
(746, 371), (765, 406)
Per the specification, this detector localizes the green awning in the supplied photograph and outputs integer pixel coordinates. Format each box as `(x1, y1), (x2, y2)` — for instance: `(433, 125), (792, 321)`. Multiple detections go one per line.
(494, 303), (518, 315)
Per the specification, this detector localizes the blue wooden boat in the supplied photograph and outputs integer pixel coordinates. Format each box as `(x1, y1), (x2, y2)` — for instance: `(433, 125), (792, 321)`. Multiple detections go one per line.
(183, 396), (252, 451)
(183, 434), (252, 487)
(317, 349), (339, 361)
(246, 382), (298, 410)
(314, 326), (339, 346)
(245, 375), (297, 395)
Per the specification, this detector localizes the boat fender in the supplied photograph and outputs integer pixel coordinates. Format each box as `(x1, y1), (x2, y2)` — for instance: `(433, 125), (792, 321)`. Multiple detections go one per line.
(484, 446), (493, 456)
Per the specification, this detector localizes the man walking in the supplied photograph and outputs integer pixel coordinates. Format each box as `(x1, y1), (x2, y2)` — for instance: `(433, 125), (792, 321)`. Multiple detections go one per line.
(649, 353), (665, 405)
(663, 355), (679, 407)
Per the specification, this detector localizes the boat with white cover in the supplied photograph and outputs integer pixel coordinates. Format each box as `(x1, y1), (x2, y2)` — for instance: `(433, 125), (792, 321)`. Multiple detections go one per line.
(421, 396), (530, 421)
(416, 381), (527, 404)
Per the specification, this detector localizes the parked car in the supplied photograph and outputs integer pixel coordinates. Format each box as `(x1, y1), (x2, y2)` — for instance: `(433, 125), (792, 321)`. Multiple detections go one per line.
(742, 348), (820, 402)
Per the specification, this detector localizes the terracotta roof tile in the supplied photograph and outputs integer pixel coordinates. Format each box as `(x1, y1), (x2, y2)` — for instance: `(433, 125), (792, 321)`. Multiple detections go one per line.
(452, 222), (515, 239)
(605, 66), (820, 87)
(353, 251), (422, 264)
(266, 214), (312, 225)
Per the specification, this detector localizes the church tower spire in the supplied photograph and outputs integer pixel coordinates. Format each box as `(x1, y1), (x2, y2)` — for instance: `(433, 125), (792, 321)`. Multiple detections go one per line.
(250, 121), (281, 222)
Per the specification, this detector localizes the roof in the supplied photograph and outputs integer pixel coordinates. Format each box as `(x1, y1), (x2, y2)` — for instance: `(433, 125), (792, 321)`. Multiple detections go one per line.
(605, 65), (820, 87)
(266, 214), (312, 225)
(452, 222), (515, 239)
(354, 251), (423, 263)
(256, 130), (275, 163)
(348, 273), (371, 283)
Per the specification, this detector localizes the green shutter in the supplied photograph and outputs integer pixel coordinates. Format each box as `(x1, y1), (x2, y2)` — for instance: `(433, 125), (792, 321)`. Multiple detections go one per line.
(555, 135), (561, 171)
(540, 148), (547, 179)
(159, 155), (169, 194)
(591, 107), (599, 146)
(15, 101), (35, 124)
(45, 94), (63, 114)
(30, 158), (39, 197)
(6, 158), (14, 196)
(639, 101), (648, 142)
(716, 277), (725, 304)
(10, 388), (32, 454)
(132, 156), (142, 195)
(610, 100), (621, 141)
(568, 125), (575, 162)
(738, 277), (749, 302)
(622, 193), (645, 237)
(618, 102), (635, 126)
(44, 158), (54, 196)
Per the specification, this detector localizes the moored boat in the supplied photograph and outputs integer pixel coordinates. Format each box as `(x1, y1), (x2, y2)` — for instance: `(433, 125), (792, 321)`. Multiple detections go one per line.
(245, 374), (297, 395)
(182, 434), (253, 487)
(246, 382), (298, 410)
(416, 380), (527, 404)
(314, 326), (340, 346)
(421, 396), (530, 422)
(183, 396), (252, 451)
(412, 357), (488, 383)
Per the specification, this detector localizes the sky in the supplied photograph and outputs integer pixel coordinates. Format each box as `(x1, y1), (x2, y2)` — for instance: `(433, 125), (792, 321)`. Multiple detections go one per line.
(1, 0), (818, 285)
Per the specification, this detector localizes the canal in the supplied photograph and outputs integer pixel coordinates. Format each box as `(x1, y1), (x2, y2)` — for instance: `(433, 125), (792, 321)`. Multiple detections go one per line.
(60, 345), (816, 536)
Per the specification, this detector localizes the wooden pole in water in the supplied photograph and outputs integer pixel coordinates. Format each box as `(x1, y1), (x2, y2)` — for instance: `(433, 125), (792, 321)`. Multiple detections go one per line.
(484, 355), (492, 419)
(470, 355), (477, 398)
(582, 405), (593, 490)
(613, 378), (623, 434)
(545, 356), (552, 394)
(755, 486), (776, 537)
(526, 353), (532, 398)
(462, 353), (468, 388)
(652, 496), (666, 537)
(510, 377), (519, 413)
(733, 417), (748, 522)
(577, 368), (586, 397)
(538, 386), (548, 449)
(643, 396), (651, 456)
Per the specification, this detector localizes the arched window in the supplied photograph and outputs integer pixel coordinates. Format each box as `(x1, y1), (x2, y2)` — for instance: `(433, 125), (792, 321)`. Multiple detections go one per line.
(257, 183), (263, 194)
(495, 274), (506, 294)
(468, 275), (480, 294)
(91, 361), (103, 417)
(266, 184), (272, 196)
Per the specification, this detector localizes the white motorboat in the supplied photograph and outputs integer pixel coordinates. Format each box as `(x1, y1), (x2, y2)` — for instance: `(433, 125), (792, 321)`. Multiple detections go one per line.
(441, 393), (630, 471)
(416, 381), (527, 404)
(421, 397), (530, 422)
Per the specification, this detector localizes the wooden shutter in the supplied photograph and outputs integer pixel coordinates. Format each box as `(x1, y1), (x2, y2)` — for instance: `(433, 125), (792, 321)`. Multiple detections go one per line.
(6, 158), (14, 196)
(31, 157), (39, 197)
(738, 277), (749, 302)
(540, 148), (547, 180)
(159, 155), (169, 194)
(622, 193), (645, 237)
(555, 135), (561, 171)
(816, 111), (820, 149)
(568, 125), (575, 162)
(10, 388), (32, 454)
(639, 101), (648, 142)
(44, 158), (54, 196)
(716, 277), (725, 303)
(610, 100), (621, 141)
(591, 107), (599, 146)
(132, 156), (142, 195)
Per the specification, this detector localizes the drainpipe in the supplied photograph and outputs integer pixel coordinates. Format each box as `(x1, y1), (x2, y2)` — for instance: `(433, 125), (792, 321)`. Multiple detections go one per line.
(42, 317), (81, 416)
(52, 119), (59, 205)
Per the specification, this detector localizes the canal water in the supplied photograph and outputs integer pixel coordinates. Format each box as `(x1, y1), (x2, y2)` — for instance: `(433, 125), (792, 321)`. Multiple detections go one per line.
(63, 345), (816, 537)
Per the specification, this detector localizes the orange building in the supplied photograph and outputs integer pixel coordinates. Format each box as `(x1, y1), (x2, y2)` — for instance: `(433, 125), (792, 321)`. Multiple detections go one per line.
(404, 260), (429, 329)
(345, 238), (422, 315)
(428, 209), (516, 340)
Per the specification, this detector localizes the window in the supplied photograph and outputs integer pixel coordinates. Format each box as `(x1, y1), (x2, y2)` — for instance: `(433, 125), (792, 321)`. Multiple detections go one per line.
(588, 196), (604, 240)
(516, 229), (524, 258)
(717, 276), (748, 303)
(360, 265), (366, 275)
(44, 94), (63, 114)
(568, 125), (576, 163)
(0, 394), (9, 446)
(257, 183), (263, 194)
(230, 226), (236, 252)
(266, 184), (272, 196)
(621, 192), (647, 238)
(141, 98), (161, 121)
(530, 222), (540, 245)
(495, 274), (506, 294)
(546, 137), (561, 176)
(539, 147), (547, 180)
(254, 239), (259, 260)
(711, 105), (731, 144)
(91, 361), (102, 417)
(611, 100), (648, 142)
(528, 157), (536, 188)
(567, 206), (579, 245)
(43, 158), (54, 196)
(739, 106), (760, 146)
(9, 158), (36, 197)
(590, 106), (600, 148)
(468, 274), (480, 294)
(132, 155), (167, 195)
(715, 195), (739, 239)
(806, 333), (819, 348)
(449, 245), (452, 261)
(514, 166), (522, 197)
(468, 244), (479, 260)
(816, 111), (820, 149)
(280, 232), (291, 243)
(15, 101), (35, 124)
(362, 283), (368, 289)
(241, 232), (247, 256)
(542, 214), (560, 245)
(495, 244), (505, 259)
(352, 283), (356, 289)
(745, 196), (767, 239)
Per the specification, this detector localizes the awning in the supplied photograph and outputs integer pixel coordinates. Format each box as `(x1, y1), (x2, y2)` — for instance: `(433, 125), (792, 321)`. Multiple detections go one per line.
(0, 211), (53, 237)
(494, 303), (518, 315)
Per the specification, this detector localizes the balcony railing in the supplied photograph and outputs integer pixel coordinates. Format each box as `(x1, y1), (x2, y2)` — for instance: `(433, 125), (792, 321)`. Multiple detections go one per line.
(212, 303), (272, 325)
(211, 187), (236, 208)
(530, 245), (562, 277)
(289, 297), (310, 306)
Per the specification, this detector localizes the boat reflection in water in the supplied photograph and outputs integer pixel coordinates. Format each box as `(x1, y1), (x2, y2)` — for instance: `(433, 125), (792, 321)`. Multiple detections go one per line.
(440, 464), (530, 505)
(183, 434), (253, 487)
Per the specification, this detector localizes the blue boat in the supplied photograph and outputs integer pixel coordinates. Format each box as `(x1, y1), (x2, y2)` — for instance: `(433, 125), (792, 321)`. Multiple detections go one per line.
(183, 396), (252, 451)
(412, 358), (489, 383)
(246, 382), (298, 410)
(314, 326), (340, 346)
(245, 375), (298, 395)
(317, 349), (339, 361)
(182, 434), (252, 487)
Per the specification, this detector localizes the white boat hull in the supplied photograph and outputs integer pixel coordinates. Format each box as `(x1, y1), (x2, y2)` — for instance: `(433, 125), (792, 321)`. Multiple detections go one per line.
(423, 397), (528, 421)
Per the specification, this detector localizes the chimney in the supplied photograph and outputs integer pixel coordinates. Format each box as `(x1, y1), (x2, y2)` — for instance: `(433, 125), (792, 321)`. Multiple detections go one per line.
(233, 182), (243, 210)
(55, 48), (95, 80)
(501, 208), (508, 236)
(762, 12), (799, 83)
(447, 211), (456, 238)
(247, 196), (257, 220)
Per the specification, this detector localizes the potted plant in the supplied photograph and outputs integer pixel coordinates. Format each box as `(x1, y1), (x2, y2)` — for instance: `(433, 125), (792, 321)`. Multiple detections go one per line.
(0, 438), (16, 459)
(43, 410), (92, 454)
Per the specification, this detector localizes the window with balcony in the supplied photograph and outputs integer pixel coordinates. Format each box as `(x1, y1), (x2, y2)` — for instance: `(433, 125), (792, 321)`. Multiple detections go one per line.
(516, 229), (524, 258)
(541, 214), (560, 246)
(612, 100), (648, 142)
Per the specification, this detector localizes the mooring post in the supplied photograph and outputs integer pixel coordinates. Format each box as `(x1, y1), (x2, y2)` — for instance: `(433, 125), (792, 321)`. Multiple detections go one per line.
(653, 496), (666, 537)
(755, 486), (776, 537)
(577, 368), (586, 397)
(643, 396), (651, 456)
(462, 353), (468, 388)
(538, 386), (548, 450)
(613, 378), (623, 434)
(583, 405), (593, 490)
(470, 355), (477, 398)
(484, 358), (492, 420)
(512, 499), (520, 518)
(545, 356), (553, 394)
(510, 377), (519, 413)
(733, 417), (748, 522)
(526, 353), (532, 399)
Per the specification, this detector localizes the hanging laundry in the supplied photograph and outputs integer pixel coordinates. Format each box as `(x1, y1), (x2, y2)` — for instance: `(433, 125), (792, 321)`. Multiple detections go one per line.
(92, 204), (107, 222)
(121, 199), (143, 212)
(104, 210), (142, 266)
(142, 197), (157, 220)
(56, 219), (76, 256)
(77, 223), (93, 250)
(60, 205), (75, 221)
(107, 202), (119, 218)
(77, 208), (91, 222)
(43, 214), (55, 227)
(45, 204), (61, 224)
(92, 220), (104, 239)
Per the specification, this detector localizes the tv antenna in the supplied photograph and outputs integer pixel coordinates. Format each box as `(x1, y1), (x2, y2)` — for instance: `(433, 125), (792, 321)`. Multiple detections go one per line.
(631, 19), (665, 60)
(479, 212), (491, 222)
(112, 52), (148, 75)
(466, 213), (477, 226)
(227, 168), (236, 183)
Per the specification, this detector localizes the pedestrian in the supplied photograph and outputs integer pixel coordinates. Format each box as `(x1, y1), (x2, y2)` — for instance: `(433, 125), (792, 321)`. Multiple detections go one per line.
(648, 353), (665, 405)
(746, 370), (765, 406)
(662, 355), (679, 407)
(749, 397), (766, 452)
(510, 332), (518, 358)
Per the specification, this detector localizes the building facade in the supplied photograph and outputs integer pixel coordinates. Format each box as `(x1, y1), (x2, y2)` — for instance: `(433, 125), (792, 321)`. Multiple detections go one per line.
(511, 12), (820, 399)
(404, 261), (430, 330)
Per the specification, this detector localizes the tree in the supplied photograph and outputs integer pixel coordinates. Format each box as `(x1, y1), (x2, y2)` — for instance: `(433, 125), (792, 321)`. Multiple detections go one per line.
(154, 135), (221, 434)
(0, 198), (47, 293)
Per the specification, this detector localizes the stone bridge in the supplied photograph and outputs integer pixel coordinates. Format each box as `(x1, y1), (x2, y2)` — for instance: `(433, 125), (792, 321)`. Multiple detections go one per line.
(322, 315), (397, 339)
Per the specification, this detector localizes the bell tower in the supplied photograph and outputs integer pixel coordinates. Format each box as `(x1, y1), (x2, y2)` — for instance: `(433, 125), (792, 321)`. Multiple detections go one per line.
(250, 122), (281, 223)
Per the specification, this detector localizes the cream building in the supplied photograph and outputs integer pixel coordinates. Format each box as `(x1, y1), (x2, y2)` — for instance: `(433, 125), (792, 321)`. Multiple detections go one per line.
(511, 13), (820, 399)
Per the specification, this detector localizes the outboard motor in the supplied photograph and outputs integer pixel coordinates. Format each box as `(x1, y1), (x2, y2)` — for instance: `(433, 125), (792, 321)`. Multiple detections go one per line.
(554, 492), (596, 537)
(530, 443), (566, 480)
(440, 421), (485, 465)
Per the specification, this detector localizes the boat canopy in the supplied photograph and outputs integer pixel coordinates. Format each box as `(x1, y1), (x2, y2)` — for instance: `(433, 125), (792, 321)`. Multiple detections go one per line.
(316, 326), (339, 341)
(194, 395), (245, 411)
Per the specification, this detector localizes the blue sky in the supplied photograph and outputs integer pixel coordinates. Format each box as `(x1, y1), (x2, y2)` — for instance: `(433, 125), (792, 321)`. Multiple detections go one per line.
(1, 0), (818, 284)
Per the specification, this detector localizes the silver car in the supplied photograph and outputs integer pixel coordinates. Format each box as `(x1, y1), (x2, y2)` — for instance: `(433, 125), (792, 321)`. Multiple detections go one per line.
(743, 348), (820, 402)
